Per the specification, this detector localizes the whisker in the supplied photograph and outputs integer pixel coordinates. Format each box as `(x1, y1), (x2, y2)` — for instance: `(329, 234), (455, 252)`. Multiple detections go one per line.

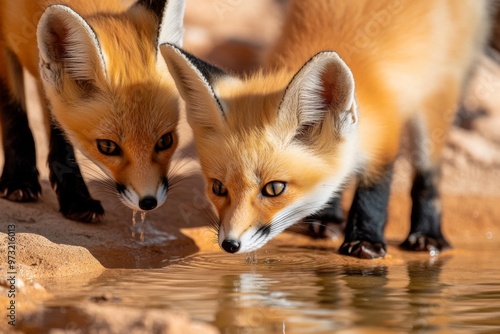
(166, 152), (203, 194)
(269, 203), (323, 235)
(197, 207), (220, 231)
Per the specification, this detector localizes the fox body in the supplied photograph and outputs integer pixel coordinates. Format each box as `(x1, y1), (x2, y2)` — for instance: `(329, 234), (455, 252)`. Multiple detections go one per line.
(162, 0), (493, 257)
(0, 0), (185, 221)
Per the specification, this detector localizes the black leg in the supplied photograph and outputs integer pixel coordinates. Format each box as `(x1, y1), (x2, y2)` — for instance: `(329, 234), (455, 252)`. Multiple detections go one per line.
(0, 80), (41, 202)
(339, 168), (393, 259)
(305, 195), (344, 238)
(400, 170), (450, 252)
(47, 123), (104, 222)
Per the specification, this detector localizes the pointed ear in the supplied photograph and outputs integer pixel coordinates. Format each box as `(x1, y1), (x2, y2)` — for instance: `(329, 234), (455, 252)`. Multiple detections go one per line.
(278, 51), (357, 139)
(160, 43), (227, 132)
(136, 0), (185, 48)
(37, 5), (107, 91)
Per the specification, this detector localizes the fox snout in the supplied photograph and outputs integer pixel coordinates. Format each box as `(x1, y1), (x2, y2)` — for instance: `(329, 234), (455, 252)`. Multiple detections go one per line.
(221, 238), (241, 253)
(116, 177), (168, 212)
(138, 196), (158, 211)
(219, 224), (272, 254)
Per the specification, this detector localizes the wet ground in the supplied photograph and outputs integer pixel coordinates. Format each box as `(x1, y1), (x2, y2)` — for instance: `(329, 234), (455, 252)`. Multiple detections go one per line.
(22, 242), (500, 333)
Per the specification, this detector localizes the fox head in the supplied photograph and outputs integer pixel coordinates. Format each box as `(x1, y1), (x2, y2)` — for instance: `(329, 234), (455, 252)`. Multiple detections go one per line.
(161, 44), (359, 253)
(36, 0), (185, 212)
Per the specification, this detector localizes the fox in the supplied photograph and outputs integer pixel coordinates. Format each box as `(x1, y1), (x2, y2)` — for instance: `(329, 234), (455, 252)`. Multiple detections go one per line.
(0, 0), (185, 222)
(161, 0), (494, 258)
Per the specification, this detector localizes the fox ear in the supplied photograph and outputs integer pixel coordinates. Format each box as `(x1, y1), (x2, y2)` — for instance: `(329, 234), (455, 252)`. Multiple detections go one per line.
(278, 51), (357, 140)
(136, 0), (185, 48)
(37, 5), (107, 91)
(160, 43), (227, 132)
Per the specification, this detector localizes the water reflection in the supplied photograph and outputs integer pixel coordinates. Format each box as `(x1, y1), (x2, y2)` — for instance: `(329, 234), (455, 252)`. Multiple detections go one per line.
(406, 258), (447, 332)
(214, 274), (286, 333)
(38, 247), (500, 333)
(341, 266), (394, 329)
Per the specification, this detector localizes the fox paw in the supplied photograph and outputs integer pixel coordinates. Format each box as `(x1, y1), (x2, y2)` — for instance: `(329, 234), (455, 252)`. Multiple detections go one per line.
(307, 221), (345, 239)
(60, 198), (104, 223)
(308, 222), (328, 239)
(400, 233), (451, 253)
(339, 240), (387, 259)
(0, 172), (41, 202)
(305, 205), (344, 239)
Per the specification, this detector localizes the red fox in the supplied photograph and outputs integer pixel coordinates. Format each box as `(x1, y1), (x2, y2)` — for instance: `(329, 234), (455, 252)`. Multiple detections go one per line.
(161, 0), (494, 258)
(0, 0), (185, 222)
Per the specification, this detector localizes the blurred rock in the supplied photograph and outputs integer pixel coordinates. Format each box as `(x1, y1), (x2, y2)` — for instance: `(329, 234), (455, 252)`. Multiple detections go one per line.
(18, 303), (219, 334)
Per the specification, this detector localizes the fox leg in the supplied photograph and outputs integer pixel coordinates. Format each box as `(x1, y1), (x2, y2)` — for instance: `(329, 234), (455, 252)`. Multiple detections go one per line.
(38, 84), (104, 223)
(339, 167), (393, 259)
(400, 168), (450, 252)
(305, 195), (344, 238)
(0, 49), (41, 201)
(400, 98), (454, 251)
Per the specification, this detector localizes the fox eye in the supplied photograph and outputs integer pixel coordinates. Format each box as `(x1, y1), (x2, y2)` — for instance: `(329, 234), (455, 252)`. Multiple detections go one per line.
(96, 139), (121, 156)
(212, 179), (228, 197)
(262, 181), (287, 197)
(155, 132), (173, 152)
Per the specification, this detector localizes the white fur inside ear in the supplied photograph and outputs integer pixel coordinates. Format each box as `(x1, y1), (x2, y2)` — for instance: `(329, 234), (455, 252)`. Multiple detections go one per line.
(159, 0), (185, 47)
(279, 51), (357, 135)
(37, 5), (107, 82)
(160, 44), (225, 130)
(295, 60), (331, 125)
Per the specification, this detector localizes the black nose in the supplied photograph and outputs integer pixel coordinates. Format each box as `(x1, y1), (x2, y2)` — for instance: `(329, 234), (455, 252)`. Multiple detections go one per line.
(221, 239), (241, 253)
(139, 196), (157, 211)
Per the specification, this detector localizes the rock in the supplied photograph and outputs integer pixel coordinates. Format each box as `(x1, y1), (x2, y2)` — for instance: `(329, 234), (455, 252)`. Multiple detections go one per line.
(0, 233), (104, 280)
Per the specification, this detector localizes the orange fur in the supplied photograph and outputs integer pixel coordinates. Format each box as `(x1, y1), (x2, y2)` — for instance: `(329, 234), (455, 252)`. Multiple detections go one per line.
(1, 1), (126, 78)
(1, 0), (183, 213)
(266, 0), (489, 181)
(161, 0), (492, 253)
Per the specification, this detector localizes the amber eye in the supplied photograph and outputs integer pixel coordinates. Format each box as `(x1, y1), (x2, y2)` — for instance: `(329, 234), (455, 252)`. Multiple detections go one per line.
(155, 132), (173, 152)
(262, 181), (287, 197)
(96, 139), (121, 156)
(212, 179), (228, 197)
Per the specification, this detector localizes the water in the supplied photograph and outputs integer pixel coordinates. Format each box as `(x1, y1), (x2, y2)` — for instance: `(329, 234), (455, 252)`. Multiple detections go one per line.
(131, 210), (147, 241)
(40, 244), (500, 333)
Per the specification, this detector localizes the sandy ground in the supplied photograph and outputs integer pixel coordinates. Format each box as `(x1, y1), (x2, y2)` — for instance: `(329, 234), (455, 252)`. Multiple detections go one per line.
(1, 0), (500, 333)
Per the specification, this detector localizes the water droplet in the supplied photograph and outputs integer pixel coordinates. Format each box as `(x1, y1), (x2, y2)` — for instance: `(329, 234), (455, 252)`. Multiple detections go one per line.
(140, 212), (147, 241)
(245, 252), (258, 264)
(131, 210), (138, 238)
(486, 231), (493, 240)
(132, 210), (137, 226)
(264, 258), (280, 264)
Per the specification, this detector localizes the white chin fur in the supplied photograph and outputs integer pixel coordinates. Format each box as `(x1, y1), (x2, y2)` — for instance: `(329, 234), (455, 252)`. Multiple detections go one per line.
(119, 189), (141, 211)
(155, 183), (168, 208)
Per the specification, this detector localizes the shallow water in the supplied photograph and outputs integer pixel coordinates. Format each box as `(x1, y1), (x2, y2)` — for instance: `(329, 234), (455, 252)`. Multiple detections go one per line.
(40, 244), (500, 333)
